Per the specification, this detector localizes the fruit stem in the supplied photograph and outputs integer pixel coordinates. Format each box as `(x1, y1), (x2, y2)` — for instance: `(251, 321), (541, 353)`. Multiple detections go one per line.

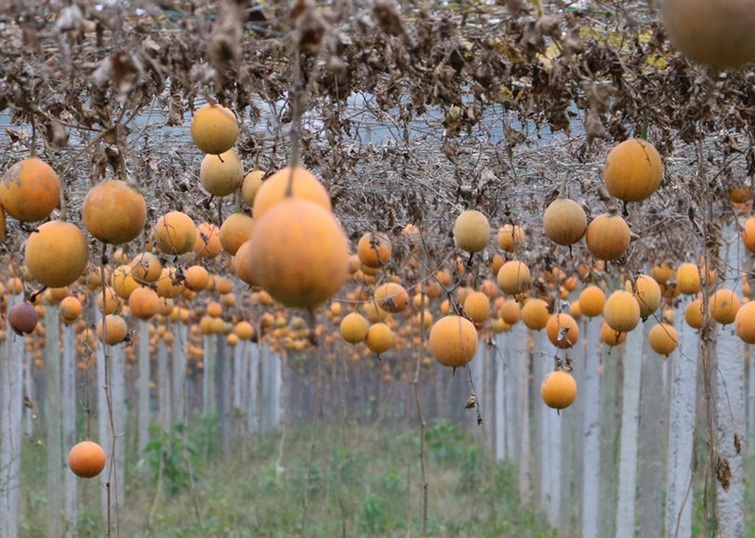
(30, 118), (37, 157)
(288, 47), (303, 173)
(284, 167), (294, 198)
(640, 113), (648, 141)
(598, 185), (619, 215)
(28, 286), (47, 304)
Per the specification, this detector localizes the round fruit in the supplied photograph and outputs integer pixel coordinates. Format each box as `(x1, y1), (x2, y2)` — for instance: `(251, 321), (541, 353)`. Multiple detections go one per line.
(0, 157), (60, 222)
(129, 252), (162, 284)
(497, 260), (532, 295)
(190, 103), (239, 155)
(357, 232), (392, 269)
(522, 298), (550, 331)
(97, 314), (128, 346)
(685, 298), (704, 329)
(579, 285), (606, 317)
(68, 441), (106, 479)
(499, 300), (521, 325)
(154, 211), (196, 255)
(206, 301), (222, 318)
(184, 265), (210, 292)
(374, 282), (409, 313)
(232, 240), (257, 287)
(543, 198), (587, 246)
(340, 312), (370, 344)
(216, 277), (234, 295)
(479, 279), (499, 300)
(453, 209), (491, 253)
(429, 315), (478, 368)
(128, 286), (159, 320)
(676, 263), (701, 295)
(585, 213), (631, 261)
(248, 198), (349, 309)
(199, 149), (243, 197)
(735, 300), (755, 343)
(649, 322), (679, 356)
(111, 265), (139, 300)
(708, 289), (740, 325)
(603, 139), (663, 202)
(603, 290), (641, 333)
(662, 0), (755, 70)
(541, 371), (578, 409)
(491, 318), (510, 333)
(219, 212), (254, 256)
(546, 313), (580, 349)
(82, 180), (147, 244)
(365, 322), (394, 354)
(241, 170), (264, 207)
(651, 261), (674, 284)
(252, 166), (331, 218)
(193, 222), (222, 259)
(8, 301), (38, 335)
(730, 186), (754, 204)
(234, 321), (256, 341)
(97, 286), (122, 315)
(628, 274), (662, 319)
(600, 322), (627, 346)
(47, 287), (69, 304)
(742, 216), (755, 253)
(463, 291), (491, 323)
(59, 296), (83, 324)
(155, 268), (185, 299)
(497, 224), (525, 252)
(25, 220), (89, 288)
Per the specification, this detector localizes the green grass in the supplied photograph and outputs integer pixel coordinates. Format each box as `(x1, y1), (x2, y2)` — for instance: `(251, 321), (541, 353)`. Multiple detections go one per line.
(18, 418), (555, 537)
(18, 416), (755, 537)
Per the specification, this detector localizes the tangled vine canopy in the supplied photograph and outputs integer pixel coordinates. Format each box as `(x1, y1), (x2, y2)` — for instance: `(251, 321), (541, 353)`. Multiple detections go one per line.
(1, 0), (753, 285)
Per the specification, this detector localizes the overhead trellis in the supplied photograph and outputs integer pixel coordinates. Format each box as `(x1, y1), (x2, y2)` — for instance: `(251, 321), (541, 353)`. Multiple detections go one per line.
(0, 0), (753, 280)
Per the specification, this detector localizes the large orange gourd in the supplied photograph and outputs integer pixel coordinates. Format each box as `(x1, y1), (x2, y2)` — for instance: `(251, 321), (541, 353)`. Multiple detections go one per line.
(541, 371), (578, 409)
(578, 285), (606, 318)
(154, 211), (197, 256)
(453, 209), (490, 253)
(662, 0), (755, 70)
(497, 260), (532, 295)
(546, 313), (580, 349)
(585, 212), (631, 262)
(429, 315), (478, 368)
(68, 441), (106, 478)
(603, 139), (663, 202)
(190, 103), (239, 155)
(0, 157), (60, 222)
(649, 322), (679, 356)
(25, 220), (89, 288)
(248, 198), (349, 309)
(603, 290), (641, 333)
(357, 232), (392, 269)
(543, 198), (587, 246)
(199, 150), (244, 197)
(82, 180), (147, 244)
(252, 166), (331, 218)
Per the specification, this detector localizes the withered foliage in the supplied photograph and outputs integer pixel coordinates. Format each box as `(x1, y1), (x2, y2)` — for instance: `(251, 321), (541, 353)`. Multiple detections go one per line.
(0, 0), (753, 281)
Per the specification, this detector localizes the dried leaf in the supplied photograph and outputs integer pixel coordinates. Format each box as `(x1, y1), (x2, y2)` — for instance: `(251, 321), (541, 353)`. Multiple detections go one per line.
(716, 455), (732, 492)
